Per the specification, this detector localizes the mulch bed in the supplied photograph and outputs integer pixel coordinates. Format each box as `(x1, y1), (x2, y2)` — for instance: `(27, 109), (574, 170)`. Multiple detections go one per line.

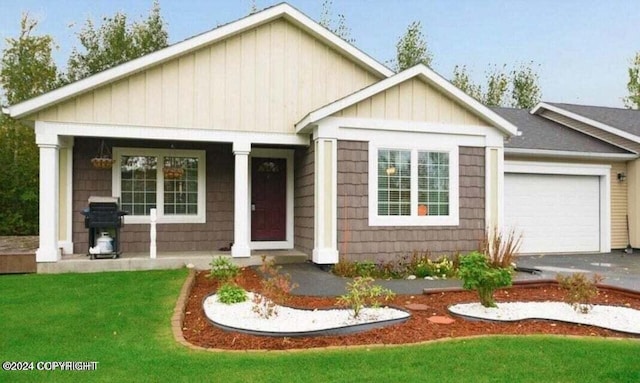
(182, 268), (640, 351)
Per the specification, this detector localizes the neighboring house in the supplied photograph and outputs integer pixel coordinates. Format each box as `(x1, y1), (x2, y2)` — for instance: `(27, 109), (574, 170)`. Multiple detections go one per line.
(494, 104), (640, 254)
(3, 3), (637, 265)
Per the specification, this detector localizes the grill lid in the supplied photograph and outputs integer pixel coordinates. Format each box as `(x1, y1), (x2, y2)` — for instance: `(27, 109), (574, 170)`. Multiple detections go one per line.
(88, 196), (119, 205)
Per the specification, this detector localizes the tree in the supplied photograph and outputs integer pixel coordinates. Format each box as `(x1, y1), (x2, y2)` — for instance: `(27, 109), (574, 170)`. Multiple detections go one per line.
(0, 14), (59, 235)
(484, 65), (509, 107)
(511, 62), (541, 109)
(624, 52), (640, 109)
(63, 0), (168, 84)
(393, 21), (432, 71)
(451, 62), (541, 108)
(1, 15), (58, 105)
(319, 0), (354, 43)
(451, 65), (482, 101)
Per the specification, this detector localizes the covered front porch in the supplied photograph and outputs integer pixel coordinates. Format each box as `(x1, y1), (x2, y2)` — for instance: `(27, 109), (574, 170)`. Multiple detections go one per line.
(34, 121), (339, 266)
(36, 249), (308, 274)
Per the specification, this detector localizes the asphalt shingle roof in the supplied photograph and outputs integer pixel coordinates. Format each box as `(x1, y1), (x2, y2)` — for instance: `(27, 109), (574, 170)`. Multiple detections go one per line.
(548, 102), (640, 137)
(492, 107), (631, 154)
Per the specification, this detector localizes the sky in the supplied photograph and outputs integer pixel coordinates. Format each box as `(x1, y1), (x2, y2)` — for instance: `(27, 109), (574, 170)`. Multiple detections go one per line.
(0, 0), (638, 108)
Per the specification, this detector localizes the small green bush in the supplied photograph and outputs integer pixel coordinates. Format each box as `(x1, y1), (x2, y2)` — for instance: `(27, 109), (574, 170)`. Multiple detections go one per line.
(557, 273), (604, 314)
(458, 251), (512, 308)
(216, 283), (247, 304)
(337, 277), (395, 318)
(332, 253), (460, 280)
(355, 261), (377, 277)
(332, 259), (358, 277)
(208, 256), (240, 283)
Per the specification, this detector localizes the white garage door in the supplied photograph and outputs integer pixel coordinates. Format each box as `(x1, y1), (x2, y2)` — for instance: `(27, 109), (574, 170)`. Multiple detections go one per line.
(504, 173), (600, 254)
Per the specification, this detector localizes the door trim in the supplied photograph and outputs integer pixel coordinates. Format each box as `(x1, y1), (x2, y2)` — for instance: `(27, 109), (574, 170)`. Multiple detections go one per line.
(249, 148), (295, 250)
(504, 160), (611, 253)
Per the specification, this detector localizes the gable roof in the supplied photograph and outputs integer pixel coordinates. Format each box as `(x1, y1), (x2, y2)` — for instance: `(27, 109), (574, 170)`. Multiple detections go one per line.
(296, 64), (519, 136)
(493, 107), (635, 157)
(531, 102), (640, 145)
(3, 3), (393, 119)
(546, 102), (640, 137)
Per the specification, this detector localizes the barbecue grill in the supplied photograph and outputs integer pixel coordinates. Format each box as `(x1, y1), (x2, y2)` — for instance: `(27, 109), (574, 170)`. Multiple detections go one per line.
(81, 196), (128, 259)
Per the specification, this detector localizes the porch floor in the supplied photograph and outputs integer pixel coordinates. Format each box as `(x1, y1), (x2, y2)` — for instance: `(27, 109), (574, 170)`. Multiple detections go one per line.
(37, 249), (309, 274)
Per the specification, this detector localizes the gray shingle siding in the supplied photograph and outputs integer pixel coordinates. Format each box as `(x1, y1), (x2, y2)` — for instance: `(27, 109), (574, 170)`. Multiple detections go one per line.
(73, 138), (234, 254)
(336, 140), (484, 263)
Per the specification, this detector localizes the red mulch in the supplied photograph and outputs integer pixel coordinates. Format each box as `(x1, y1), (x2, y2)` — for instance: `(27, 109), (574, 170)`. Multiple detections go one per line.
(182, 268), (640, 351)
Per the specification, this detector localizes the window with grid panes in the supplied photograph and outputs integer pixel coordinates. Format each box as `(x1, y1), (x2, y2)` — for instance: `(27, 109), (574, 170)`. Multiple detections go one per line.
(113, 148), (205, 224)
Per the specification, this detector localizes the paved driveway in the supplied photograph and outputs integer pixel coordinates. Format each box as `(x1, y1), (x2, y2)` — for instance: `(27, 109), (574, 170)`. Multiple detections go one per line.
(515, 251), (640, 291)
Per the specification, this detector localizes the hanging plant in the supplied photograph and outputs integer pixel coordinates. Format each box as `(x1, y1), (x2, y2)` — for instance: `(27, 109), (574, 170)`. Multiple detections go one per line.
(91, 140), (114, 169)
(163, 167), (184, 179)
(163, 157), (184, 179)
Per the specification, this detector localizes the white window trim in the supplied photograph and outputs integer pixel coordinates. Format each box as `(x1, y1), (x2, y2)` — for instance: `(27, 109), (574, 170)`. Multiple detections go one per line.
(112, 147), (206, 224)
(368, 143), (459, 226)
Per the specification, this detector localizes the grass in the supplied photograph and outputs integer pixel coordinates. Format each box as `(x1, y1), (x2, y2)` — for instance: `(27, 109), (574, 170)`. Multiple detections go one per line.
(1, 270), (639, 382)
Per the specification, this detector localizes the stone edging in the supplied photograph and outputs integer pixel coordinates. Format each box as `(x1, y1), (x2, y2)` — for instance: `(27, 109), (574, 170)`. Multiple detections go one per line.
(171, 271), (639, 353)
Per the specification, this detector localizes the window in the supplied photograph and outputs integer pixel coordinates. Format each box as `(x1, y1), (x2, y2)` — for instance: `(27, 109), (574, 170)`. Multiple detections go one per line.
(113, 148), (206, 224)
(369, 145), (458, 226)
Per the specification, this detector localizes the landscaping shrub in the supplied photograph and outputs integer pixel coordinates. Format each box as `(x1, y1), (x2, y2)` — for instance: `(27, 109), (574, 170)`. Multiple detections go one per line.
(458, 251), (512, 308)
(252, 256), (298, 318)
(332, 259), (358, 277)
(208, 256), (240, 283)
(337, 276), (395, 318)
(557, 273), (604, 314)
(216, 283), (247, 304)
(331, 252), (459, 280)
(354, 261), (377, 278)
(480, 227), (522, 268)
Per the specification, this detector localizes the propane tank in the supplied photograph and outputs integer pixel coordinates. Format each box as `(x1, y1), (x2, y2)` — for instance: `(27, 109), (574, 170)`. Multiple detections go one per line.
(96, 232), (114, 254)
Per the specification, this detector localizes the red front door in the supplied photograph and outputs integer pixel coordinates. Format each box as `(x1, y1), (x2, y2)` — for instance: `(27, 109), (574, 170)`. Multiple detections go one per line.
(251, 157), (286, 241)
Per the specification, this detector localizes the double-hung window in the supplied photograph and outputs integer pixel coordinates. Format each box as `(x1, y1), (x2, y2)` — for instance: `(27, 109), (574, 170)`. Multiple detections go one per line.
(369, 144), (458, 226)
(112, 148), (206, 224)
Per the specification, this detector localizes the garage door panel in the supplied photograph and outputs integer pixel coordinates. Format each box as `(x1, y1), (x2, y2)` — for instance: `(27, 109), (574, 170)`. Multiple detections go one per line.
(505, 173), (600, 254)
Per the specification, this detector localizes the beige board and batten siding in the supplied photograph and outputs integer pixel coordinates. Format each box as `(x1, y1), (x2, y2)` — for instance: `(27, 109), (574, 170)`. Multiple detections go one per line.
(611, 162), (630, 248)
(506, 155), (629, 249)
(35, 19), (380, 133)
(334, 78), (489, 126)
(628, 158), (640, 248)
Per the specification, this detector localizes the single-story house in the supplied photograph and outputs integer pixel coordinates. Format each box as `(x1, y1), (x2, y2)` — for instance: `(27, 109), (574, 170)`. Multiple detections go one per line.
(3, 3), (639, 265)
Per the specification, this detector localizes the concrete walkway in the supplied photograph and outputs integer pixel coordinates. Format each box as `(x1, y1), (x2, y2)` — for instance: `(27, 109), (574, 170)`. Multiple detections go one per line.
(281, 250), (640, 297)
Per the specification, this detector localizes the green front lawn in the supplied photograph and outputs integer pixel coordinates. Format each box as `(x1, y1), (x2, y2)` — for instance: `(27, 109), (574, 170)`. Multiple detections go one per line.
(1, 270), (638, 382)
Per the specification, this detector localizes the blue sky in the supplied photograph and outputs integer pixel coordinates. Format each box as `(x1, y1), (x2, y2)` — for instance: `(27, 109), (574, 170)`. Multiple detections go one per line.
(0, 0), (638, 107)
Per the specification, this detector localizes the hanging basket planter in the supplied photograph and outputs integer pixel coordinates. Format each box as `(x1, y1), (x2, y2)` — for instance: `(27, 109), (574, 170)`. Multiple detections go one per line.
(91, 140), (114, 169)
(163, 166), (184, 179)
(91, 157), (115, 169)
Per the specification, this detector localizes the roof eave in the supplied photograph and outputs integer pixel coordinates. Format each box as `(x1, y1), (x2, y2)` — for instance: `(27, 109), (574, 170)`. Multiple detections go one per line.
(505, 147), (638, 161)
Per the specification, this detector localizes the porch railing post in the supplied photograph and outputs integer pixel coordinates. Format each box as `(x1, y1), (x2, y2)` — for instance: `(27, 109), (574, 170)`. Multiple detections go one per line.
(150, 208), (157, 259)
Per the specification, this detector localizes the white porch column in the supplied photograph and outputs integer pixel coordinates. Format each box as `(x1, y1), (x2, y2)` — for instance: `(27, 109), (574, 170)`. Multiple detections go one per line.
(231, 141), (251, 258)
(36, 131), (61, 262)
(58, 136), (74, 254)
(312, 133), (339, 264)
(485, 146), (504, 230)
